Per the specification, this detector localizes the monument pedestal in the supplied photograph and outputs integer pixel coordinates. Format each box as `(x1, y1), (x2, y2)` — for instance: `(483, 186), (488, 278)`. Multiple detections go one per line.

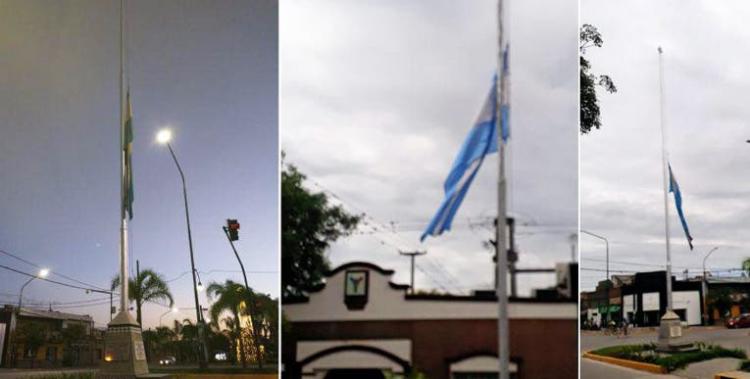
(656, 310), (696, 352)
(97, 312), (149, 379)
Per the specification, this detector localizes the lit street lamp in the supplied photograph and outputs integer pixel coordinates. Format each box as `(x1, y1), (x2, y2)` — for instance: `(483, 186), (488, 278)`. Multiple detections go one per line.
(18, 268), (49, 311)
(702, 246), (719, 325)
(156, 128), (208, 368)
(159, 307), (179, 326)
(12, 268), (49, 367)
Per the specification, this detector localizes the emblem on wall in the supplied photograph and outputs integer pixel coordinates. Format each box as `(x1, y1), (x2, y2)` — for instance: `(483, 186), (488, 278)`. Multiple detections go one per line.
(344, 270), (369, 310)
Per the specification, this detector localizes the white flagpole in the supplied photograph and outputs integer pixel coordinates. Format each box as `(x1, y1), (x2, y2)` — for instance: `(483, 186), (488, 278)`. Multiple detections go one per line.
(118, 0), (129, 319)
(496, 0), (510, 378)
(657, 47), (673, 313)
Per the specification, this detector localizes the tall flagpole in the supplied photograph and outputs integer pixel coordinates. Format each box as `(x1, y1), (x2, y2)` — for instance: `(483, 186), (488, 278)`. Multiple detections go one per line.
(118, 0), (129, 318)
(657, 47), (673, 313)
(496, 0), (510, 378)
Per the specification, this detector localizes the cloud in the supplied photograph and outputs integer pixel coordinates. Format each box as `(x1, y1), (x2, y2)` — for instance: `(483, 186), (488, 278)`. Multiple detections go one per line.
(581, 0), (750, 290)
(282, 0), (578, 296)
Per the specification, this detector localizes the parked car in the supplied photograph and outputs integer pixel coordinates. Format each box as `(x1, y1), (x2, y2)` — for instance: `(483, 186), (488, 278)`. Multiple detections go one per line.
(725, 314), (750, 328)
(159, 356), (177, 365)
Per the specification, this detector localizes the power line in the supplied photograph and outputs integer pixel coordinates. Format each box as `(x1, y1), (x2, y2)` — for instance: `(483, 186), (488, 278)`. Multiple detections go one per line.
(0, 249), (110, 291)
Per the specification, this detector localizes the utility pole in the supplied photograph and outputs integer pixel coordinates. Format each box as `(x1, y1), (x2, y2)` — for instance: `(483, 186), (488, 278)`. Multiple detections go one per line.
(399, 251), (426, 294)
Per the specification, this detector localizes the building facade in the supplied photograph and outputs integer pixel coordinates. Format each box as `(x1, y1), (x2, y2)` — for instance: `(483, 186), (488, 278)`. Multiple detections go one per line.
(0, 305), (103, 368)
(283, 262), (577, 379)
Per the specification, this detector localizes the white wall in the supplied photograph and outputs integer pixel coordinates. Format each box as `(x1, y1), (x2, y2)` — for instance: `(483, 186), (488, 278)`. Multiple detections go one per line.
(674, 291), (701, 326)
(285, 264), (577, 322)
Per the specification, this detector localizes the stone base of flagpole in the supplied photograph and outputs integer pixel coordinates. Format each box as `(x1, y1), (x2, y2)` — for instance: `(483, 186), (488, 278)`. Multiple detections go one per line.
(656, 310), (696, 352)
(96, 311), (150, 379)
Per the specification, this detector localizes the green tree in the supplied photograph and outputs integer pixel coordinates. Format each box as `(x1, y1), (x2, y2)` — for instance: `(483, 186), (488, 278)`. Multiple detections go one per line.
(709, 287), (733, 319)
(206, 280), (254, 368)
(111, 268), (174, 326)
(61, 323), (87, 366)
(16, 321), (47, 368)
(742, 257), (750, 277)
(282, 162), (361, 298)
(580, 23), (617, 134)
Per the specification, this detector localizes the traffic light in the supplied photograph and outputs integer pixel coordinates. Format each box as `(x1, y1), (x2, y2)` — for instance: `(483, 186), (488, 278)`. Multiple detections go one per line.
(226, 219), (240, 241)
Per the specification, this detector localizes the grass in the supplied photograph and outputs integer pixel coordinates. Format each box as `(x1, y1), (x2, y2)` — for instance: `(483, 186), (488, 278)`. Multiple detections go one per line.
(22, 374), (94, 379)
(591, 342), (747, 372)
(149, 365), (279, 374)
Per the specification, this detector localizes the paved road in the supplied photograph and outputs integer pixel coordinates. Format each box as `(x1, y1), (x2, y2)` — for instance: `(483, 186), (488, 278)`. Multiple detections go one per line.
(582, 358), (682, 379)
(581, 326), (750, 379)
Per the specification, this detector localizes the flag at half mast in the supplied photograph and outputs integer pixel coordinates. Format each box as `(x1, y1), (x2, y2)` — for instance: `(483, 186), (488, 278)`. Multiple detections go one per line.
(668, 164), (692, 250)
(421, 57), (510, 241)
(122, 89), (134, 220)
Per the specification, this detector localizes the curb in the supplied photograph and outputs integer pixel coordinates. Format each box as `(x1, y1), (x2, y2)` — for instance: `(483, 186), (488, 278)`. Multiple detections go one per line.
(582, 351), (668, 374)
(715, 372), (750, 379)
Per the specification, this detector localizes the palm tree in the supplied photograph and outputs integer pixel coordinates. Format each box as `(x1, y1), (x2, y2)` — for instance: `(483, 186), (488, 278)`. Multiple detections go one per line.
(743, 258), (750, 277)
(206, 280), (258, 368)
(111, 268), (174, 326)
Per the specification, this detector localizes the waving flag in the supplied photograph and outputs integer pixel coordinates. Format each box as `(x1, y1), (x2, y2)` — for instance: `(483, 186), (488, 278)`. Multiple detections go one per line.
(421, 74), (502, 241)
(669, 164), (693, 250)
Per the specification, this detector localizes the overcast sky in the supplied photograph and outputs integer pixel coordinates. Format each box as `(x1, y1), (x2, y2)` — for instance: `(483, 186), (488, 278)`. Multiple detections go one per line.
(0, 0), (278, 328)
(281, 0), (577, 296)
(581, 0), (750, 290)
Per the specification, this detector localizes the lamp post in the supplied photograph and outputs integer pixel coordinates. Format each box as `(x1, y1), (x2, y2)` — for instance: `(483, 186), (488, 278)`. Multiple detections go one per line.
(582, 230), (610, 325)
(159, 307), (179, 327)
(17, 268), (49, 311)
(12, 268), (49, 367)
(156, 128), (208, 368)
(702, 246), (719, 326)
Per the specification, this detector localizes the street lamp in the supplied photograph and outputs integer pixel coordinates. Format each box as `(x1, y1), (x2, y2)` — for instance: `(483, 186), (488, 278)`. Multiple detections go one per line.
(156, 128), (208, 368)
(702, 246), (719, 325)
(12, 268), (49, 367)
(18, 268), (49, 310)
(159, 307), (179, 326)
(581, 230), (610, 325)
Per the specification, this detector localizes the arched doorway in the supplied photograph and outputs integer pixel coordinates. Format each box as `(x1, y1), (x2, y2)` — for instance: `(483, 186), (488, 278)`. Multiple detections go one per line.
(297, 344), (411, 379)
(324, 368), (386, 379)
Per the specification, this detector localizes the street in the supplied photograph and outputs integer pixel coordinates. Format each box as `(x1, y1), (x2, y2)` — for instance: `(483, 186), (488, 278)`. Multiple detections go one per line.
(581, 327), (750, 378)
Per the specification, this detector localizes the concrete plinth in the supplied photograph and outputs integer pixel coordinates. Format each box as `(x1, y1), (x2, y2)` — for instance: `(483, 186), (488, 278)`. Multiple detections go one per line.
(97, 312), (149, 379)
(656, 310), (696, 352)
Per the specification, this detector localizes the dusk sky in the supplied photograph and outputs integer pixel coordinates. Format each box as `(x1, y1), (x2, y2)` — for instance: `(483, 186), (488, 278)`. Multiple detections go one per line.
(281, 0), (577, 296)
(0, 0), (278, 329)
(581, 0), (750, 290)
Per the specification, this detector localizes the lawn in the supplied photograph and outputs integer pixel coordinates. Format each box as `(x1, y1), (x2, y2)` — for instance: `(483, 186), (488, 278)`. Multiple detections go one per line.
(591, 342), (747, 372)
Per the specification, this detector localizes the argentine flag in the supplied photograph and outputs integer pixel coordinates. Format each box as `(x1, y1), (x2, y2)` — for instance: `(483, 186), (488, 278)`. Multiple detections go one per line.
(421, 70), (508, 241)
(669, 164), (694, 250)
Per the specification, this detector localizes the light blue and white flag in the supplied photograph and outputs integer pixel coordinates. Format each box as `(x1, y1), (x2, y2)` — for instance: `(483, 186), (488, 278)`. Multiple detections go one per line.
(421, 73), (506, 242)
(669, 164), (694, 250)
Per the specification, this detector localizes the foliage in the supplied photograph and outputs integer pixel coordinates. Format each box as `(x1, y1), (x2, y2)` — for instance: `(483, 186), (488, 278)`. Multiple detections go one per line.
(207, 280), (253, 368)
(60, 323), (88, 367)
(742, 258), (750, 277)
(16, 320), (48, 368)
(282, 162), (361, 299)
(111, 268), (174, 326)
(206, 280), (277, 368)
(709, 287), (734, 318)
(592, 342), (746, 372)
(22, 373), (95, 379)
(385, 369), (428, 379)
(580, 23), (617, 134)
(739, 359), (750, 371)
